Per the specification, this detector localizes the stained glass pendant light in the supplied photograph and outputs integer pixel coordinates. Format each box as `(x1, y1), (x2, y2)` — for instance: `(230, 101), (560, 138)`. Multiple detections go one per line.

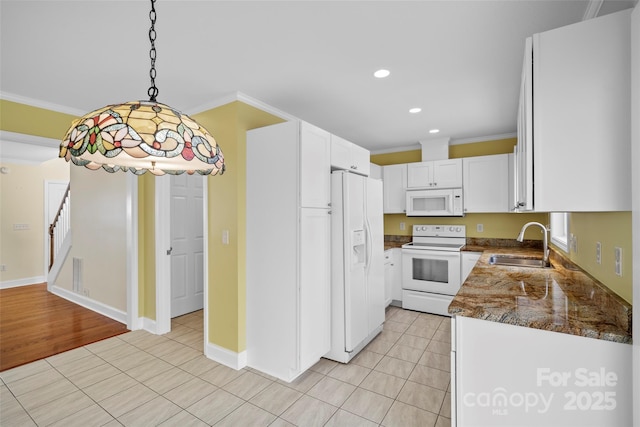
(59, 0), (224, 176)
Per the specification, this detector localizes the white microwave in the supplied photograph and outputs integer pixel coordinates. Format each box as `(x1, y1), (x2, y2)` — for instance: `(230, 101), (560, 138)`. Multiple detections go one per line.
(406, 188), (464, 217)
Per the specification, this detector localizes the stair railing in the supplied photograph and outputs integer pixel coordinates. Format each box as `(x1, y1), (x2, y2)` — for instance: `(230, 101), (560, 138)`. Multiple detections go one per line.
(49, 183), (71, 270)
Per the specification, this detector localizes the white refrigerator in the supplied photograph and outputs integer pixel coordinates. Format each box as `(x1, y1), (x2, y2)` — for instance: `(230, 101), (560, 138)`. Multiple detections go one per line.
(325, 170), (385, 363)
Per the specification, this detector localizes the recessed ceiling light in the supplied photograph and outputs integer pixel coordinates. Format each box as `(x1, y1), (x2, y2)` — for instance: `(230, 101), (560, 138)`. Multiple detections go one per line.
(409, 108), (422, 114)
(374, 69), (390, 78)
(429, 129), (440, 134)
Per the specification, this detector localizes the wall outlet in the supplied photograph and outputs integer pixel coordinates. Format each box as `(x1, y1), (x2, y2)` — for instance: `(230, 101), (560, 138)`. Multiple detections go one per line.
(400, 222), (406, 231)
(595, 242), (601, 264)
(13, 223), (29, 231)
(476, 224), (484, 233)
(614, 247), (622, 276)
(222, 230), (230, 245)
(0, 264), (5, 272)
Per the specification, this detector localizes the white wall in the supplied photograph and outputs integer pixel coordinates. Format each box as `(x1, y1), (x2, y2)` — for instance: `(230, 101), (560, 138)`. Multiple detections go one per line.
(55, 166), (128, 312)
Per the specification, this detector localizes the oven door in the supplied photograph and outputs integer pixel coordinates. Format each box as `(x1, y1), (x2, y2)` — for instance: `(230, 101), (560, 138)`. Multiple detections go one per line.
(401, 248), (462, 296)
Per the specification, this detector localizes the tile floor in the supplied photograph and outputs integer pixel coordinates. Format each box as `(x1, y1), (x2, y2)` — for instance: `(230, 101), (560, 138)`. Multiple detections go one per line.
(0, 306), (451, 427)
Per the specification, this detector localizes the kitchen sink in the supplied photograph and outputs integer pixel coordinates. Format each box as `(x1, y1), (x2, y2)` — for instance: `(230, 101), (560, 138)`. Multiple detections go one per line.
(488, 254), (551, 269)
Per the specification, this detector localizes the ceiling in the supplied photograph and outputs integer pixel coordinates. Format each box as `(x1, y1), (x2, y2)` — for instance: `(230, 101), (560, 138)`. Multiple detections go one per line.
(0, 0), (636, 155)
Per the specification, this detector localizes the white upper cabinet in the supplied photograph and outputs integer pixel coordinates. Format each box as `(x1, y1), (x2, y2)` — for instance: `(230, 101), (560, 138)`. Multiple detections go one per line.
(463, 154), (511, 213)
(300, 123), (332, 208)
(517, 9), (631, 212)
(330, 135), (370, 176)
(407, 159), (462, 189)
(382, 164), (408, 214)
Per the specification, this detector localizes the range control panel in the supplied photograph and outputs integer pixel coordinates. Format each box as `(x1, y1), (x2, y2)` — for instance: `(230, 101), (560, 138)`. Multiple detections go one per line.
(412, 224), (466, 238)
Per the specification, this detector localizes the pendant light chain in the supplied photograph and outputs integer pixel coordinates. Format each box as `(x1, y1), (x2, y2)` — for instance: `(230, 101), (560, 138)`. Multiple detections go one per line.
(148, 0), (159, 102)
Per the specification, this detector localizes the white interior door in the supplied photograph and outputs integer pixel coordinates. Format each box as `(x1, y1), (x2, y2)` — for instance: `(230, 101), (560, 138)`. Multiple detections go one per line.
(170, 174), (204, 318)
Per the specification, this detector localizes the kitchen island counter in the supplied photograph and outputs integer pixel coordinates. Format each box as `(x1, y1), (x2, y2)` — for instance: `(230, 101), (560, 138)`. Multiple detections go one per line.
(449, 246), (632, 344)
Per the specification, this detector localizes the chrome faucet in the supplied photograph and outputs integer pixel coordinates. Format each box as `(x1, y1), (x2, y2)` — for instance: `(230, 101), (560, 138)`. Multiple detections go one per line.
(516, 222), (549, 266)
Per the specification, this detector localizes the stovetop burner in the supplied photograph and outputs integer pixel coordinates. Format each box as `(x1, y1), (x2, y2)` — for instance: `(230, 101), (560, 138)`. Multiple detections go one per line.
(403, 224), (467, 252)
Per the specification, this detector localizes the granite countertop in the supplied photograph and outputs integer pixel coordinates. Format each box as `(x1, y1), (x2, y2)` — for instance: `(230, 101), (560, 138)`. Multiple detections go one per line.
(449, 246), (632, 344)
(384, 235), (411, 251)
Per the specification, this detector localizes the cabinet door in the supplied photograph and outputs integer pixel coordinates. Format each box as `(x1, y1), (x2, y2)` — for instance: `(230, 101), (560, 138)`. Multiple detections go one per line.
(407, 162), (433, 188)
(382, 164), (408, 213)
(515, 37), (534, 211)
(391, 249), (403, 302)
(532, 10), (631, 211)
(384, 252), (393, 307)
(463, 155), (509, 213)
(299, 208), (331, 371)
(330, 134), (352, 171)
(351, 143), (371, 176)
(432, 159), (463, 188)
(300, 123), (331, 208)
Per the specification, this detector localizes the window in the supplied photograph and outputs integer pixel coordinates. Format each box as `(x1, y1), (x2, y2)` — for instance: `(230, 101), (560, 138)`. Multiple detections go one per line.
(550, 212), (569, 253)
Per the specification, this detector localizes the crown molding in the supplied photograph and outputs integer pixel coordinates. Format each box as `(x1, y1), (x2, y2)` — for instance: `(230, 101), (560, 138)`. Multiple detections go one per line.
(449, 132), (517, 146)
(185, 91), (296, 122)
(583, 0), (604, 20)
(0, 92), (86, 116)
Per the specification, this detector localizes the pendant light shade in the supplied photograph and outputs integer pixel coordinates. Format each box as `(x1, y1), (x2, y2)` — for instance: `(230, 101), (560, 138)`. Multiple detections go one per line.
(60, 100), (225, 176)
(58, 0), (224, 176)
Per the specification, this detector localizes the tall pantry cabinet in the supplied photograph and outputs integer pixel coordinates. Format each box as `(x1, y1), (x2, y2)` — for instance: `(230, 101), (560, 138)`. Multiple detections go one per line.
(246, 120), (331, 382)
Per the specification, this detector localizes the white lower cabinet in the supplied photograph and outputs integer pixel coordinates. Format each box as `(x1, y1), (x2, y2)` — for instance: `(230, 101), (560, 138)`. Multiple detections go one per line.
(452, 316), (632, 426)
(384, 248), (402, 306)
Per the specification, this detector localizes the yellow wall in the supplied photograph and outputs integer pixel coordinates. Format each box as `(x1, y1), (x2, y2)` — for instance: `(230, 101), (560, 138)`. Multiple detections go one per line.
(0, 159), (70, 283)
(0, 99), (76, 140)
(550, 212), (632, 303)
(193, 101), (284, 353)
(138, 173), (156, 319)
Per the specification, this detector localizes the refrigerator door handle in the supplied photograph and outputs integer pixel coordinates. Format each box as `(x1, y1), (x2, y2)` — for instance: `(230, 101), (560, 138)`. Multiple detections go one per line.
(364, 216), (372, 271)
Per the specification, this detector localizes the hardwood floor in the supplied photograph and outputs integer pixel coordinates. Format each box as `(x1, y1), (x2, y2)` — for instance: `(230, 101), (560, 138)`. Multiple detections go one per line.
(0, 283), (128, 372)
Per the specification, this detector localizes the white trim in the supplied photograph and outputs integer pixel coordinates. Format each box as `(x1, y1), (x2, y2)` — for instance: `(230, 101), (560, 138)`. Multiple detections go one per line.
(0, 92), (86, 116)
(1, 276), (46, 289)
(50, 285), (127, 324)
(449, 132), (517, 146)
(0, 130), (61, 148)
(185, 91), (295, 122)
(582, 0), (603, 20)
(203, 178), (210, 360)
(205, 341), (247, 371)
(370, 144), (421, 155)
(47, 230), (72, 287)
(155, 176), (171, 335)
(126, 174), (139, 330)
(141, 317), (158, 334)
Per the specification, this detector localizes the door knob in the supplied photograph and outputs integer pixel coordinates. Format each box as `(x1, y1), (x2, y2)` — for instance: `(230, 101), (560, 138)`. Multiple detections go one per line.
(166, 247), (173, 255)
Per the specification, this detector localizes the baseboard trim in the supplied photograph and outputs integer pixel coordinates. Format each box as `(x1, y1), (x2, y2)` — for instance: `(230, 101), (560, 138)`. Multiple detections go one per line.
(0, 276), (46, 289)
(50, 285), (127, 325)
(205, 341), (247, 371)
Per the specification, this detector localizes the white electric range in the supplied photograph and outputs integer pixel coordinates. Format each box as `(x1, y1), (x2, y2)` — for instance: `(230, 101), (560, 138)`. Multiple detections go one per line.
(401, 225), (466, 316)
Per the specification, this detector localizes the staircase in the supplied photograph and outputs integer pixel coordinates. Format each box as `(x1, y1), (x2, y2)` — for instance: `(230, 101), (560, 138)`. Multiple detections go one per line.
(48, 183), (71, 284)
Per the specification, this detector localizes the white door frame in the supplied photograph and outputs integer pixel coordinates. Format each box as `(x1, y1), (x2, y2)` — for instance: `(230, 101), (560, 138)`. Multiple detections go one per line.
(126, 174), (139, 330)
(154, 175), (208, 336)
